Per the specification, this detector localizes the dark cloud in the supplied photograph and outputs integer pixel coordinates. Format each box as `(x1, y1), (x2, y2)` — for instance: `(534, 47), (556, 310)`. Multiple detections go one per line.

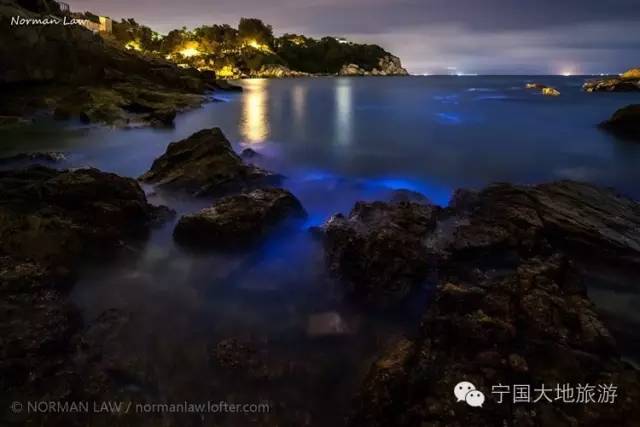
(65, 0), (640, 74)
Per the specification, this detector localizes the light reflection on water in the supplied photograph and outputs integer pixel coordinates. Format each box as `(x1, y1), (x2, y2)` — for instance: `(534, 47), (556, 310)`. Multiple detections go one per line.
(240, 78), (270, 143)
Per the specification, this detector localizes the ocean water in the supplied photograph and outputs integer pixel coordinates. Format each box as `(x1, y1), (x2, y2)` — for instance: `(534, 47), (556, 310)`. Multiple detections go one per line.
(1, 76), (639, 424)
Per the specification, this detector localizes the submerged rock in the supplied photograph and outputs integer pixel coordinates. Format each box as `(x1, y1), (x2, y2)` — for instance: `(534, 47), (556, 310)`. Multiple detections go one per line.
(321, 200), (440, 306)
(599, 104), (640, 141)
(0, 166), (172, 267)
(174, 188), (306, 249)
(583, 68), (640, 92)
(140, 128), (281, 196)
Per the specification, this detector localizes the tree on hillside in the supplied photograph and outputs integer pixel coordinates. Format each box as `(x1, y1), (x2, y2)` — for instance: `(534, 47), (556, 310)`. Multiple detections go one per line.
(238, 18), (273, 46)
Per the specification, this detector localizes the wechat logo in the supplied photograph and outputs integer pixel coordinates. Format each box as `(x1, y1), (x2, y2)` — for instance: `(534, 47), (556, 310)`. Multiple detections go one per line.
(454, 381), (485, 407)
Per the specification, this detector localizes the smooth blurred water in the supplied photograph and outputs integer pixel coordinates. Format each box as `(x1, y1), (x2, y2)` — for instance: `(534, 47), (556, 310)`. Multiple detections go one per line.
(1, 76), (639, 423)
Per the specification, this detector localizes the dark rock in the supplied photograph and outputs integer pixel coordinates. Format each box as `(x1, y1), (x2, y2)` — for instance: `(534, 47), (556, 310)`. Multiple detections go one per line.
(0, 151), (66, 165)
(147, 108), (177, 128)
(390, 189), (430, 204)
(0, 166), (172, 267)
(210, 338), (286, 381)
(241, 148), (261, 159)
(321, 200), (440, 306)
(0, 256), (80, 408)
(600, 104), (640, 141)
(349, 180), (640, 427)
(214, 80), (243, 91)
(140, 128), (282, 196)
(447, 181), (640, 266)
(350, 255), (639, 427)
(174, 188), (307, 249)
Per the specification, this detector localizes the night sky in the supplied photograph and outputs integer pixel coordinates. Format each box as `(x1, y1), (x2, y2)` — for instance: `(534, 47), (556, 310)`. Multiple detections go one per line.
(66, 0), (640, 75)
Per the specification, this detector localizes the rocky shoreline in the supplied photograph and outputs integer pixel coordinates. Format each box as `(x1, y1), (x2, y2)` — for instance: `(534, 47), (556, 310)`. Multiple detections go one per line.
(1, 125), (640, 425)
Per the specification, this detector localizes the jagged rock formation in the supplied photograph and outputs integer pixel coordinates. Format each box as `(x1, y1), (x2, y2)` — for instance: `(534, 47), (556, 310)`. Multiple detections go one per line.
(345, 180), (640, 427)
(339, 55), (408, 76)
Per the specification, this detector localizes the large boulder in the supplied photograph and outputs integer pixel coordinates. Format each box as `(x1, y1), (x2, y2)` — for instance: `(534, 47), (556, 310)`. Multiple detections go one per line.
(447, 181), (640, 266)
(321, 200), (440, 306)
(349, 180), (640, 427)
(174, 188), (306, 249)
(350, 255), (639, 427)
(139, 128), (281, 197)
(583, 68), (640, 92)
(599, 104), (640, 141)
(0, 166), (172, 267)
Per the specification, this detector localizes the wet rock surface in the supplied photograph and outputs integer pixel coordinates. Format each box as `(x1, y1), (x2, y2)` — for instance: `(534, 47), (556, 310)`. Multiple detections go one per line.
(0, 162), (176, 425)
(321, 200), (440, 306)
(348, 180), (640, 427)
(174, 188), (307, 249)
(600, 104), (640, 141)
(140, 128), (282, 197)
(0, 166), (173, 267)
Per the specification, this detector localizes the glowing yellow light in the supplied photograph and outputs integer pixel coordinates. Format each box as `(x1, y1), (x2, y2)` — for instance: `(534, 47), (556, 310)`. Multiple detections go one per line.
(176, 41), (201, 58)
(217, 65), (237, 78)
(179, 47), (199, 58)
(241, 80), (269, 143)
(245, 39), (270, 52)
(125, 40), (142, 51)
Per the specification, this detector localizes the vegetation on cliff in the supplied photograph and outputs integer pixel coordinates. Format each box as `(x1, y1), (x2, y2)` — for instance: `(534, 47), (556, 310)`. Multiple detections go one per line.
(107, 16), (407, 77)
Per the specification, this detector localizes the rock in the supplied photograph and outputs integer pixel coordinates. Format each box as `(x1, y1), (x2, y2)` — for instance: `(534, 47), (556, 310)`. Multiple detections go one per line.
(525, 83), (560, 95)
(542, 87), (560, 96)
(210, 338), (286, 381)
(448, 181), (640, 266)
(339, 63), (366, 76)
(251, 64), (309, 78)
(349, 180), (640, 426)
(390, 189), (430, 204)
(147, 108), (176, 128)
(321, 200), (440, 306)
(139, 128), (282, 196)
(376, 54), (409, 76)
(0, 256), (80, 409)
(0, 151), (66, 165)
(174, 188), (307, 249)
(241, 148), (261, 159)
(599, 104), (640, 141)
(583, 68), (640, 92)
(339, 55), (408, 76)
(214, 80), (243, 91)
(350, 255), (639, 427)
(0, 166), (172, 267)
(621, 68), (640, 79)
